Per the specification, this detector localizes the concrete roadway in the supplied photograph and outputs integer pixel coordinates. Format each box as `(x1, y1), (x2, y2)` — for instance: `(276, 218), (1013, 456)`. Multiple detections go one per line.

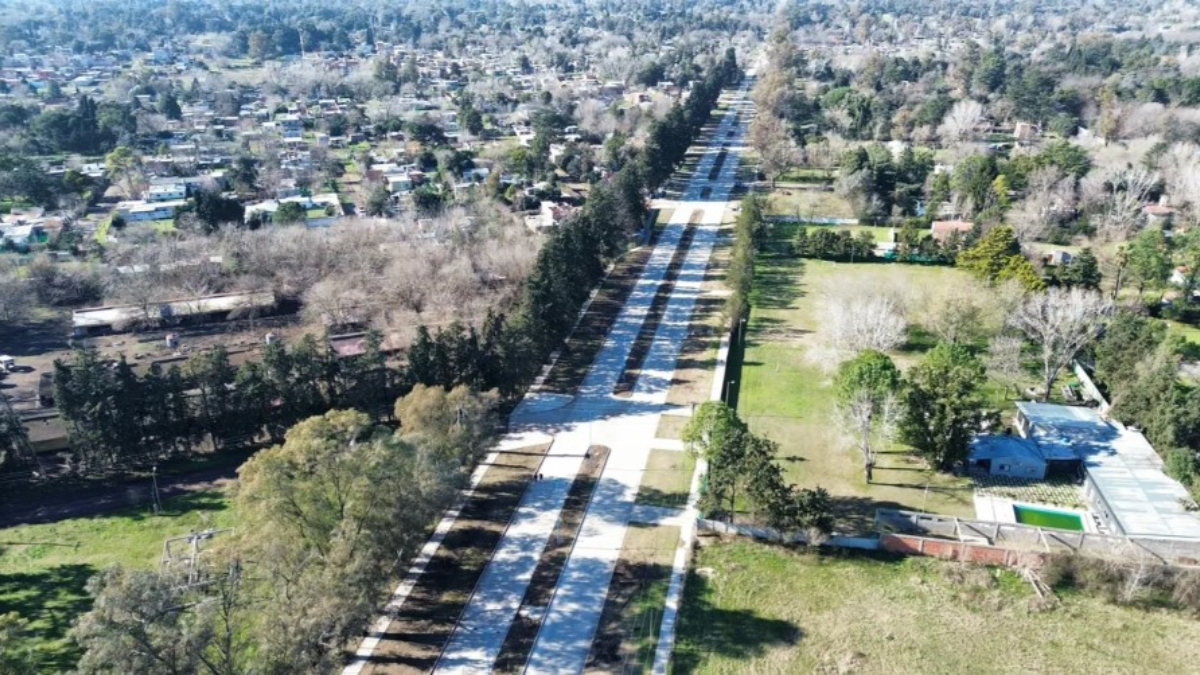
(432, 76), (756, 675)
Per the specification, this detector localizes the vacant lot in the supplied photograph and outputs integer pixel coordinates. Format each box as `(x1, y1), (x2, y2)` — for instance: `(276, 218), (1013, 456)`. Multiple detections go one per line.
(765, 189), (855, 220)
(0, 490), (236, 671)
(673, 540), (1200, 674)
(738, 242), (977, 530)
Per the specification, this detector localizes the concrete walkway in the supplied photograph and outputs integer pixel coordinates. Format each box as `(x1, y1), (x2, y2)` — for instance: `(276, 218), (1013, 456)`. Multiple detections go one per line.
(349, 75), (756, 675)
(522, 80), (754, 675)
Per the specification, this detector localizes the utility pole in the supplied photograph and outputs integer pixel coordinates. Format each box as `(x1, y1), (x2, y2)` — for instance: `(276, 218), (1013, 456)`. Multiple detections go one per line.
(151, 464), (162, 515)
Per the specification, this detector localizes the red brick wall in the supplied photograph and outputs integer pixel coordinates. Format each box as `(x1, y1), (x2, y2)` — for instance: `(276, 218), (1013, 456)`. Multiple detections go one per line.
(881, 534), (1047, 569)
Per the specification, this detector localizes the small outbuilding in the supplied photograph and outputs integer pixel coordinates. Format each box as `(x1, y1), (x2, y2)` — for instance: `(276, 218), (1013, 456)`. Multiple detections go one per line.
(969, 435), (1047, 479)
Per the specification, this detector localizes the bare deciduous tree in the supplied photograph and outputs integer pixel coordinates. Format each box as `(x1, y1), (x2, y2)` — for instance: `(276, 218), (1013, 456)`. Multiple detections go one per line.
(1161, 142), (1200, 223)
(749, 113), (801, 185)
(921, 292), (985, 345)
(1089, 167), (1157, 241)
(985, 334), (1027, 399)
(1009, 165), (1077, 243)
(1008, 287), (1112, 401)
(818, 286), (908, 363)
(0, 262), (31, 324)
(836, 390), (901, 484)
(938, 99), (985, 144)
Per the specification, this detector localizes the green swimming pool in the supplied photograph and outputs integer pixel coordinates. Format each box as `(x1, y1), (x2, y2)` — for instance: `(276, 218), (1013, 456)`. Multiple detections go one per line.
(1013, 505), (1085, 531)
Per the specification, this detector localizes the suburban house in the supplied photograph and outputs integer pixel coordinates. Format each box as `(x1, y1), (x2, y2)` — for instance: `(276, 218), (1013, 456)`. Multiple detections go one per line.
(115, 199), (187, 222)
(929, 219), (973, 243)
(524, 201), (580, 231)
(146, 181), (188, 202)
(1144, 203), (1177, 227)
(970, 402), (1200, 539)
(1013, 121), (1040, 142)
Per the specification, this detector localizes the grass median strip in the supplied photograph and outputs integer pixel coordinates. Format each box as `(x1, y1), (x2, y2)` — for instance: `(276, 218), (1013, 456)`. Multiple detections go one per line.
(635, 449), (696, 508)
(584, 523), (682, 674)
(361, 443), (551, 675)
(615, 216), (700, 397)
(494, 446), (611, 673)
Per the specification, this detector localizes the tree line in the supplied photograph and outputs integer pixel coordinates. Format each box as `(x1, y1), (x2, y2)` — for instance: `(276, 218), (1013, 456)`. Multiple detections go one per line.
(69, 387), (496, 674)
(723, 195), (766, 324)
(1091, 311), (1200, 494)
(640, 47), (742, 191)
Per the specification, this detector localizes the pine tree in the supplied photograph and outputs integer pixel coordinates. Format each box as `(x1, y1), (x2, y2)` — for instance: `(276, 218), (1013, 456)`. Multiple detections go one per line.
(190, 346), (237, 450)
(1058, 247), (1102, 290)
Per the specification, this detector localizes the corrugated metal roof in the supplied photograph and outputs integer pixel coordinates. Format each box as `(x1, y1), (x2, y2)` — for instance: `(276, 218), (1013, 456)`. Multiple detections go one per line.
(1019, 402), (1200, 539)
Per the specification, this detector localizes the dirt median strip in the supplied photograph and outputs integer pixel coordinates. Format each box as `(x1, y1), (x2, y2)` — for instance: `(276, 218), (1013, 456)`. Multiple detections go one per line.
(614, 217), (700, 397)
(360, 444), (551, 675)
(584, 523), (682, 674)
(539, 245), (656, 395)
(493, 445), (611, 673)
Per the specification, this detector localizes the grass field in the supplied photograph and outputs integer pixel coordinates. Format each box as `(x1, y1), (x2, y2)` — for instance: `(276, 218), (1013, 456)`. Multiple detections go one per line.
(776, 167), (835, 184)
(673, 540), (1200, 674)
(765, 189), (855, 220)
(738, 238), (977, 531)
(0, 490), (236, 671)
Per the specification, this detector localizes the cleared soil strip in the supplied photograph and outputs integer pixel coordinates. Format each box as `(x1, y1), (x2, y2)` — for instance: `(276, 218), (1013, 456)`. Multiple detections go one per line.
(614, 214), (701, 396)
(584, 524), (682, 674)
(361, 444), (551, 675)
(539, 245), (657, 394)
(706, 148), (729, 181)
(493, 446), (612, 673)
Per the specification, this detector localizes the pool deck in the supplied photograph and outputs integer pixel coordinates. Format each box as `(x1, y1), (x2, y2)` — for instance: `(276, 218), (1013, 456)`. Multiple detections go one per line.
(973, 495), (1095, 533)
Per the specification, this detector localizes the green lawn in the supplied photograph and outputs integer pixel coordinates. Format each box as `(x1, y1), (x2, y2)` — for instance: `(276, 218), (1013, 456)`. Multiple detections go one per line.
(1165, 319), (1200, 347)
(673, 540), (1200, 674)
(738, 242), (976, 531)
(776, 167), (835, 183)
(801, 224), (893, 242)
(0, 490), (236, 671)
